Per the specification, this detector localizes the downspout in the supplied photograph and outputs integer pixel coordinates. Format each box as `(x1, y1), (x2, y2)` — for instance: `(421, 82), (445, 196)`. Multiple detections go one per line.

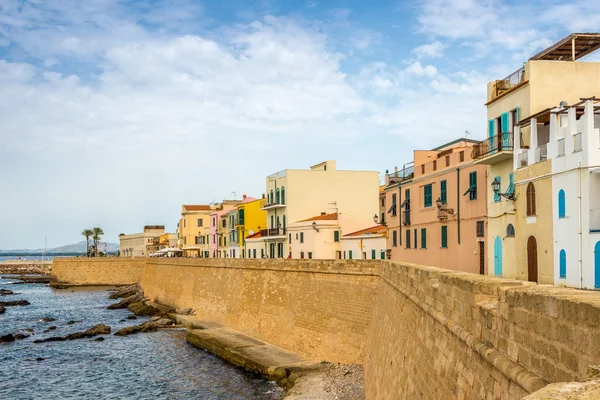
(579, 162), (583, 289)
(457, 167), (461, 244)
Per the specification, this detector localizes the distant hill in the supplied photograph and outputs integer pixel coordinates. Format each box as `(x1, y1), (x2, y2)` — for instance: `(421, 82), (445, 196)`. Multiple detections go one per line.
(0, 241), (120, 254)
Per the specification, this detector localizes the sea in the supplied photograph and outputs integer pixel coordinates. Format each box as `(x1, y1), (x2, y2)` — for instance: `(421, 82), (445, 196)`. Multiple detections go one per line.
(0, 256), (58, 261)
(0, 277), (284, 399)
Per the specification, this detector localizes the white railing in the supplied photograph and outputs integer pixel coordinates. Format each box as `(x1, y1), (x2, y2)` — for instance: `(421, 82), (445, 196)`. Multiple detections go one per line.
(535, 144), (548, 163)
(558, 138), (565, 157)
(574, 133), (583, 152)
(591, 208), (600, 231)
(518, 151), (528, 168)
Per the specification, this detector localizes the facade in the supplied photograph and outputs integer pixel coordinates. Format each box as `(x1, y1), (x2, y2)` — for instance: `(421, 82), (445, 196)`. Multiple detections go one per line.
(209, 208), (229, 258)
(120, 225), (165, 257)
(515, 98), (600, 289)
(178, 205), (214, 257)
(341, 225), (386, 260)
(385, 139), (488, 274)
(472, 33), (600, 283)
(145, 232), (178, 255)
(258, 160), (379, 259)
(287, 212), (375, 260)
(227, 208), (239, 258)
(236, 197), (266, 258)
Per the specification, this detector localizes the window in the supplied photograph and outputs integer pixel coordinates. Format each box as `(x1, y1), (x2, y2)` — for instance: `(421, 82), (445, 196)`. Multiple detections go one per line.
(464, 171), (477, 200)
(380, 250), (385, 260)
(222, 219), (226, 228)
(281, 187), (285, 204)
(371, 249), (376, 259)
(559, 249), (566, 278)
(271, 216), (274, 229)
(392, 230), (398, 247)
(261, 249), (264, 258)
(224, 237), (226, 246)
(506, 173), (515, 198)
(433, 160), (437, 171)
(421, 164), (425, 174)
(526, 182), (536, 216)
(270, 190), (274, 204)
(445, 156), (450, 167)
(334, 231), (340, 242)
(276, 188), (280, 204)
(195, 236), (200, 244)
(283, 215), (286, 229)
(414, 228), (417, 248)
(506, 224), (515, 237)
(558, 189), (566, 218)
(212, 218), (216, 227)
(300, 252), (304, 259)
(218, 237), (221, 246)
(336, 251), (342, 259)
(421, 228), (427, 249)
(390, 193), (397, 216)
(300, 232), (304, 243)
(424, 184), (433, 207)
(277, 216), (280, 229)
(289, 233), (292, 243)
(239, 209), (245, 225)
(406, 230), (411, 249)
(343, 251), (346, 259)
(253, 249), (257, 258)
(184, 219), (186, 228)
(308, 252), (313, 259)
(349, 250), (353, 260)
(459, 151), (465, 162)
(381, 198), (385, 207)
(441, 226), (448, 248)
(198, 218), (203, 227)
(440, 180), (447, 204)
(494, 176), (501, 202)
(476, 221), (484, 237)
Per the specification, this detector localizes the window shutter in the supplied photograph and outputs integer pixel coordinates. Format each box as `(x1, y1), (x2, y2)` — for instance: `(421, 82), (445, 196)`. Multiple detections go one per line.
(489, 119), (494, 138)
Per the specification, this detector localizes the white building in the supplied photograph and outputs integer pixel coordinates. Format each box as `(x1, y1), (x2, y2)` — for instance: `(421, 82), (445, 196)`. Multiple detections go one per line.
(341, 225), (387, 260)
(515, 98), (600, 289)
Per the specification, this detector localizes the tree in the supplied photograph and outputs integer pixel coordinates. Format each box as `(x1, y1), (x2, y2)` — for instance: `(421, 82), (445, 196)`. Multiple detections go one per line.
(82, 229), (93, 257)
(92, 227), (104, 257)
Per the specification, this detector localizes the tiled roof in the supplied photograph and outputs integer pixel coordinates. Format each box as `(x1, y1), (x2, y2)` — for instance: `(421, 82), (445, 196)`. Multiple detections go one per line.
(246, 231), (262, 239)
(297, 213), (338, 222)
(183, 205), (212, 211)
(343, 225), (386, 237)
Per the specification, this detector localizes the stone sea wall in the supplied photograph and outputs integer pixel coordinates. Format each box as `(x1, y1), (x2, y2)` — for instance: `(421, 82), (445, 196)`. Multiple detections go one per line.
(51, 258), (146, 286)
(50, 257), (600, 399)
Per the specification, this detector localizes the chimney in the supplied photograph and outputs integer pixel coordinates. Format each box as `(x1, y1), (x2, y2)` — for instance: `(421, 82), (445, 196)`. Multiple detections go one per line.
(262, 193), (265, 199)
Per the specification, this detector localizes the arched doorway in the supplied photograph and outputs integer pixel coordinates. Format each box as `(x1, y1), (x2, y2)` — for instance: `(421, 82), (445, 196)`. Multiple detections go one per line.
(494, 236), (503, 276)
(527, 236), (538, 283)
(594, 242), (600, 288)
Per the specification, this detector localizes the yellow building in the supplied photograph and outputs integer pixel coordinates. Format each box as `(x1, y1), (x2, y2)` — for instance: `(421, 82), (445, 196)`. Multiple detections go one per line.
(471, 33), (600, 282)
(178, 205), (214, 257)
(234, 196), (266, 258)
(120, 225), (165, 257)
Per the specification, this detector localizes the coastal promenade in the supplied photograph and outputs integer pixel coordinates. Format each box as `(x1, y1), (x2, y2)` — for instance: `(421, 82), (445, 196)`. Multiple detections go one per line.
(51, 257), (600, 399)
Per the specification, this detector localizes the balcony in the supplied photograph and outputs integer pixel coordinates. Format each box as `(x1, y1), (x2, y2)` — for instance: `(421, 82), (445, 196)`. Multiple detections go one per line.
(574, 133), (583, 152)
(535, 144), (548, 163)
(558, 138), (565, 157)
(260, 201), (286, 210)
(490, 67), (525, 102)
(518, 151), (528, 168)
(386, 163), (415, 186)
(260, 228), (287, 238)
(472, 132), (514, 165)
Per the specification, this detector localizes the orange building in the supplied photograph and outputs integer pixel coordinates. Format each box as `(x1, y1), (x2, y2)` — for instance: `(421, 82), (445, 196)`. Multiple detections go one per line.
(384, 138), (489, 274)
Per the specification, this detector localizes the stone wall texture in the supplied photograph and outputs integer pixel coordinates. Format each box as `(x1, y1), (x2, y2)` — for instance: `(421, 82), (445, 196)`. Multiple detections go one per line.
(51, 258), (146, 286)
(50, 257), (600, 399)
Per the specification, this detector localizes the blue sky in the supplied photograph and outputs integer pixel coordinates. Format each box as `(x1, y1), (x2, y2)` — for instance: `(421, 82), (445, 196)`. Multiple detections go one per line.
(1, 0), (599, 248)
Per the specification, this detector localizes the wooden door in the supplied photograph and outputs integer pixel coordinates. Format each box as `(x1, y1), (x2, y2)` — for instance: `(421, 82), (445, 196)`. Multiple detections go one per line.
(479, 242), (485, 275)
(527, 236), (538, 282)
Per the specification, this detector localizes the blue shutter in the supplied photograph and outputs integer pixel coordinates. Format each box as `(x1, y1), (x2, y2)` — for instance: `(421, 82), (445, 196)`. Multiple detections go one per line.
(488, 119), (495, 153)
(494, 176), (501, 202)
(559, 249), (566, 278)
(501, 112), (509, 133)
(559, 189), (566, 218)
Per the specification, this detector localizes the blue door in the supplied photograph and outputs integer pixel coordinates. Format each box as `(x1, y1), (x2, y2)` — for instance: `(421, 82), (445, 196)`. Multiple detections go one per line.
(494, 236), (503, 276)
(595, 242), (600, 288)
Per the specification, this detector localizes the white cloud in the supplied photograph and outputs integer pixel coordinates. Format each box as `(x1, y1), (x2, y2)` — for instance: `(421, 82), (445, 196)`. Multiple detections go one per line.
(411, 41), (445, 59)
(404, 61), (438, 77)
(418, 0), (497, 39)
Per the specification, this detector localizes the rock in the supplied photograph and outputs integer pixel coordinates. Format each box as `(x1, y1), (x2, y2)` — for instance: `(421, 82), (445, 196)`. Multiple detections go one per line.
(126, 315), (137, 320)
(43, 330), (49, 333)
(0, 334), (15, 343)
(65, 320), (80, 325)
(0, 289), (14, 295)
(127, 302), (160, 316)
(33, 336), (66, 343)
(48, 326), (57, 331)
(53, 285), (69, 289)
(22, 328), (34, 333)
(41, 317), (55, 322)
(84, 324), (111, 336)
(36, 357), (45, 361)
(107, 293), (144, 310)
(65, 332), (86, 340)
(119, 319), (126, 322)
(154, 318), (172, 327)
(93, 337), (105, 342)
(178, 308), (195, 315)
(13, 333), (30, 340)
(0, 306), (4, 314)
(108, 285), (140, 300)
(150, 316), (160, 322)
(114, 322), (159, 336)
(0, 300), (30, 307)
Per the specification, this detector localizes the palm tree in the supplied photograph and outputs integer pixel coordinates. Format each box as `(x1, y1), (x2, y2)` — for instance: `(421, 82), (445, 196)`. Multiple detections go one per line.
(82, 229), (93, 257)
(92, 227), (104, 257)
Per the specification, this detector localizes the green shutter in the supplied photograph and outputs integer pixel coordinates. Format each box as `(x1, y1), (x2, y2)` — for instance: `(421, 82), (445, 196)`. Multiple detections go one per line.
(300, 232), (304, 243)
(441, 226), (448, 248)
(371, 249), (376, 259)
(334, 231), (340, 242)
(414, 228), (417, 248)
(349, 250), (353, 260)
(421, 228), (426, 249)
(440, 180), (447, 204)
(424, 184), (432, 207)
(406, 230), (411, 249)
(380, 250), (385, 260)
(469, 172), (477, 200)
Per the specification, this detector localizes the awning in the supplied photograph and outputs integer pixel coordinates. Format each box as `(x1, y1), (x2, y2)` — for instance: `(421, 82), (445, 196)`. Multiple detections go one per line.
(530, 33), (600, 61)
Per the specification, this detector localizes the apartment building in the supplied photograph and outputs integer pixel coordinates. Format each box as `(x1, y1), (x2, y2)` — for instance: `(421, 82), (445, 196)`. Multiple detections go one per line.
(256, 160), (379, 259)
(472, 33), (600, 282)
(120, 225), (165, 257)
(385, 138), (488, 274)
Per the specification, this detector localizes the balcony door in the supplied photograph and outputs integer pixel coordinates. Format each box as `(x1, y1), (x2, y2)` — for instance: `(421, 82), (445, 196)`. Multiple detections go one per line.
(269, 243), (275, 259)
(494, 236), (502, 276)
(527, 236), (538, 283)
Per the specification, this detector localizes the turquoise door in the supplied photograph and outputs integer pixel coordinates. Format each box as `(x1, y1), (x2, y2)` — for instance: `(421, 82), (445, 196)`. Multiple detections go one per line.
(501, 112), (510, 149)
(494, 236), (503, 276)
(595, 242), (600, 288)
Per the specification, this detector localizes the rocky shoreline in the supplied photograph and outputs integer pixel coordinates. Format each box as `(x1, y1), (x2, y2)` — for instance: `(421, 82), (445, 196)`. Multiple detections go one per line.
(0, 260), (52, 275)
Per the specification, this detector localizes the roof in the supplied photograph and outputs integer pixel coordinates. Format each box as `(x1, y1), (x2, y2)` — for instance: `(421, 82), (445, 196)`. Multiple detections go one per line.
(246, 231), (262, 239)
(297, 213), (338, 222)
(343, 225), (386, 237)
(210, 209), (230, 217)
(530, 33), (600, 61)
(183, 205), (212, 211)
(431, 138), (479, 151)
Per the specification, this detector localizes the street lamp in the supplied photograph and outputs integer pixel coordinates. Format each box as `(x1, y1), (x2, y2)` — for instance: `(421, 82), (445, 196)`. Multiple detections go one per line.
(312, 221), (319, 232)
(373, 214), (379, 224)
(491, 178), (516, 200)
(436, 197), (454, 215)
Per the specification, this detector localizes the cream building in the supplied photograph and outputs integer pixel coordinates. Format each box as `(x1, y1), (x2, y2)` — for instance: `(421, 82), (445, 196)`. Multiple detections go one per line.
(342, 225), (386, 260)
(257, 160), (380, 259)
(471, 33), (600, 281)
(120, 225), (165, 257)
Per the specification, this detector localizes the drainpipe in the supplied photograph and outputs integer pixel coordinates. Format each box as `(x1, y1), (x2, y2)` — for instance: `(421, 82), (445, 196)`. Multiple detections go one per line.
(457, 167), (461, 244)
(579, 162), (583, 289)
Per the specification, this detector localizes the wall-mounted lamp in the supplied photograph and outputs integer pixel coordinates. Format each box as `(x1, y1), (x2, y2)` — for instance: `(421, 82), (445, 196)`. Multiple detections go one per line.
(312, 221), (319, 232)
(436, 197), (454, 215)
(491, 178), (515, 200)
(373, 214), (379, 224)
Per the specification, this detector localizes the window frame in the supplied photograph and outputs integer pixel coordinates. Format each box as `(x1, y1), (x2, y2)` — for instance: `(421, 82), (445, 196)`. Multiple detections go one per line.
(526, 182), (536, 216)
(424, 184), (433, 208)
(441, 226), (448, 248)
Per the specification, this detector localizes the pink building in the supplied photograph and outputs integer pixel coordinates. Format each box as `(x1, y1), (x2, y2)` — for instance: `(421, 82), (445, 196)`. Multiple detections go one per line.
(209, 209), (228, 258)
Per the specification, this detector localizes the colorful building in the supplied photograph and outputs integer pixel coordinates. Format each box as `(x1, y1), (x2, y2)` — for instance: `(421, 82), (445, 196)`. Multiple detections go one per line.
(385, 138), (488, 274)
(236, 196), (266, 258)
(257, 160), (379, 259)
(120, 225), (165, 257)
(178, 205), (214, 257)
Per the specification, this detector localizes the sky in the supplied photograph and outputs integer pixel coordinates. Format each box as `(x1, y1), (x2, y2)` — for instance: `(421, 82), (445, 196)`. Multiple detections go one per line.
(1, 0), (599, 249)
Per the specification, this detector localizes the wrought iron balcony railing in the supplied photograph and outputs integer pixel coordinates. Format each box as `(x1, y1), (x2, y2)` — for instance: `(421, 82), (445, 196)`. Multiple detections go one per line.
(471, 132), (514, 160)
(260, 228), (287, 237)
